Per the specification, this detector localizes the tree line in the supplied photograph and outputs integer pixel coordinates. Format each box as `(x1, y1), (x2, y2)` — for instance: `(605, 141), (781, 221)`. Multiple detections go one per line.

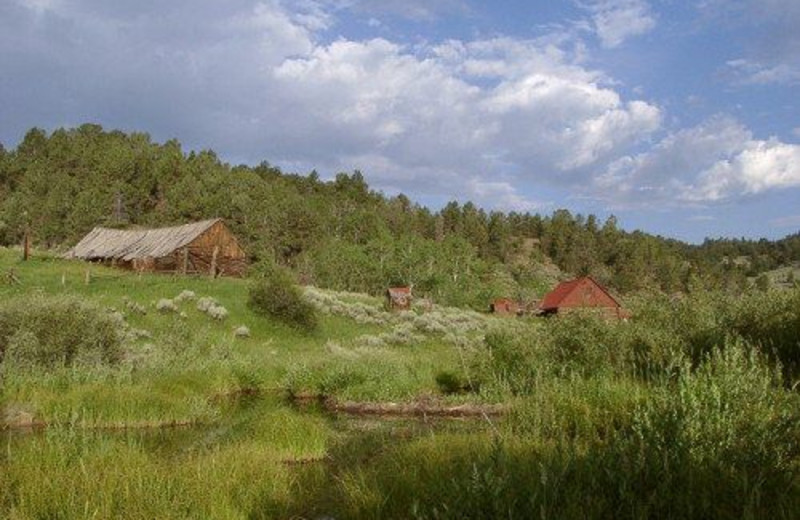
(1, 124), (798, 307)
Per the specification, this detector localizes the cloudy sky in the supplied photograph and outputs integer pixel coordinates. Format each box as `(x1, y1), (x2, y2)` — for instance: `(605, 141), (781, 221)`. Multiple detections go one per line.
(2, 0), (799, 242)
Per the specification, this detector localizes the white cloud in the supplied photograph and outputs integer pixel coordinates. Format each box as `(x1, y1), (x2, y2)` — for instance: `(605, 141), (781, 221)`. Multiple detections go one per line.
(270, 32), (661, 194)
(579, 0), (656, 48)
(688, 139), (800, 200)
(0, 0), (662, 209)
(596, 116), (800, 204)
(28, 0), (794, 215)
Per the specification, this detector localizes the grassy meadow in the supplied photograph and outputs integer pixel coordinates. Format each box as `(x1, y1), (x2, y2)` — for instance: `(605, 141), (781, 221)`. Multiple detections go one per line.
(2, 246), (800, 519)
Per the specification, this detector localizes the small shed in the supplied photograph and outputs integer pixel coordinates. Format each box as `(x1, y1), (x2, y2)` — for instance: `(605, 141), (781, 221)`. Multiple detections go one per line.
(539, 277), (628, 319)
(386, 287), (412, 311)
(65, 218), (247, 276)
(490, 298), (520, 315)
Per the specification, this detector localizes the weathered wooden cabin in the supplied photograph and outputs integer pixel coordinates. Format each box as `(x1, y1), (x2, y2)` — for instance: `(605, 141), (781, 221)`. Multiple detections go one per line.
(65, 219), (247, 276)
(539, 277), (629, 319)
(386, 287), (412, 311)
(490, 298), (520, 315)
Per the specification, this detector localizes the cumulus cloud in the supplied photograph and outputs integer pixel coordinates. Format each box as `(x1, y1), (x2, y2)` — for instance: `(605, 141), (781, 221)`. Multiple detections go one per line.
(579, 0), (656, 48)
(2, 0), (670, 209)
(274, 34), (662, 193)
(17, 0), (800, 214)
(596, 116), (800, 204)
(688, 139), (800, 201)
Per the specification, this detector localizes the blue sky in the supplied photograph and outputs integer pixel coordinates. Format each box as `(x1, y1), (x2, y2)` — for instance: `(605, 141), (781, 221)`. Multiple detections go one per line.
(1, 0), (799, 242)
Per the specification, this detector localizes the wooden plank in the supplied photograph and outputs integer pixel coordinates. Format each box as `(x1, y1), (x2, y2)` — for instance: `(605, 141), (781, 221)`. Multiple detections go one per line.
(210, 245), (219, 278)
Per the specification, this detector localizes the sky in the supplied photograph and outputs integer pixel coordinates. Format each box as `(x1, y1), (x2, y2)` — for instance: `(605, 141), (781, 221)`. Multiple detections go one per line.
(1, 0), (799, 243)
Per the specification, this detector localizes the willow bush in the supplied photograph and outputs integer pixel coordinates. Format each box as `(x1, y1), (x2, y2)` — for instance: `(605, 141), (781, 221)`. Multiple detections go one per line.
(247, 261), (318, 332)
(0, 295), (123, 368)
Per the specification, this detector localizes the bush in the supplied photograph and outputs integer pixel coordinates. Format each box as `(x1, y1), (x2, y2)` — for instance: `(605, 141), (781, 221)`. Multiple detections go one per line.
(156, 298), (177, 313)
(0, 295), (123, 368)
(248, 262), (318, 332)
(207, 305), (228, 321)
(233, 325), (251, 338)
(196, 297), (218, 312)
(435, 370), (478, 394)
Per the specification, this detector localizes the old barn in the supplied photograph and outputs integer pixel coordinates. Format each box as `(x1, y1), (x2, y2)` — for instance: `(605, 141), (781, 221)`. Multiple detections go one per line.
(539, 277), (629, 319)
(65, 219), (247, 276)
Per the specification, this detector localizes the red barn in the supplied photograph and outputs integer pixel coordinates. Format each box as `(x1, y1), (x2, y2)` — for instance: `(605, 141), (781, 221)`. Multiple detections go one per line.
(539, 277), (628, 319)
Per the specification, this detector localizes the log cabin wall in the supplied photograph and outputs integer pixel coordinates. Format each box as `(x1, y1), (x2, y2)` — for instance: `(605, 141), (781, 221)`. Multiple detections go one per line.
(184, 221), (247, 276)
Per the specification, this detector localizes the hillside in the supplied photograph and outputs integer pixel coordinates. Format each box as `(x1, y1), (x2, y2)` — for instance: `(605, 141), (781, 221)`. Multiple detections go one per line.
(2, 124), (799, 307)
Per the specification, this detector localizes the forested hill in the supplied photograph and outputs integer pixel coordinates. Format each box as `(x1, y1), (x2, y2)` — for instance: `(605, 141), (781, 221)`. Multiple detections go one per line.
(1, 125), (798, 307)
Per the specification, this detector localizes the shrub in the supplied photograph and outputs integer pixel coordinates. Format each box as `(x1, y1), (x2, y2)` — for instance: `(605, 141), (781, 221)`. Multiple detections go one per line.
(174, 290), (196, 303)
(196, 297), (218, 313)
(233, 325), (251, 338)
(477, 329), (544, 395)
(123, 298), (147, 315)
(156, 299), (177, 313)
(207, 305), (228, 321)
(248, 262), (318, 332)
(0, 295), (123, 368)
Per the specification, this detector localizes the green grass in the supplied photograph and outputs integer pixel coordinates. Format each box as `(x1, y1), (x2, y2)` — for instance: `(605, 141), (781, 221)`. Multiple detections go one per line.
(2, 247), (800, 519)
(0, 247), (490, 427)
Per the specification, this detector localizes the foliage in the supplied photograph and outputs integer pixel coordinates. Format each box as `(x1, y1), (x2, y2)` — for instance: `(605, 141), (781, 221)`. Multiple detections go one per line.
(0, 295), (123, 368)
(248, 261), (319, 332)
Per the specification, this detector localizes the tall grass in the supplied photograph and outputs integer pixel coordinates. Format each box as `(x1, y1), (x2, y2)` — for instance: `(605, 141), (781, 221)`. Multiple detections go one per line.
(2, 248), (800, 518)
(282, 342), (800, 519)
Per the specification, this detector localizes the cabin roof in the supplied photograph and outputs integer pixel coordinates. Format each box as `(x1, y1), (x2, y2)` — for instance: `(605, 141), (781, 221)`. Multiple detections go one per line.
(539, 276), (621, 310)
(65, 219), (224, 261)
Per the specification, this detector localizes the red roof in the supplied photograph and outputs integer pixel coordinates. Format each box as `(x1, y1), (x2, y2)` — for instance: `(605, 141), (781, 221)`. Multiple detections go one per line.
(539, 277), (621, 311)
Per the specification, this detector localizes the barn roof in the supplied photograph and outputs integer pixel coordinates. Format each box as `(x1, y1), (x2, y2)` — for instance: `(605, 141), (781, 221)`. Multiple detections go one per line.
(66, 219), (222, 261)
(539, 276), (620, 311)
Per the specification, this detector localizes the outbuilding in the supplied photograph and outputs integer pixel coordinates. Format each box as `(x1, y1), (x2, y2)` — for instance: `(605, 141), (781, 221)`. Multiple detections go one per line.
(490, 298), (520, 315)
(386, 287), (412, 311)
(65, 218), (247, 276)
(539, 277), (629, 319)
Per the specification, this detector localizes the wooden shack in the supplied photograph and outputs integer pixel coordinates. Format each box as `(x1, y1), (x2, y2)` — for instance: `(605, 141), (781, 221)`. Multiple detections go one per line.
(490, 298), (520, 315)
(386, 287), (412, 311)
(539, 277), (628, 319)
(65, 219), (247, 276)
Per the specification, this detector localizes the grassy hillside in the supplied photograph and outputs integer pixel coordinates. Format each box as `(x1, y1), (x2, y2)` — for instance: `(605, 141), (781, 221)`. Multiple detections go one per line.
(2, 247), (800, 519)
(0, 247), (502, 429)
